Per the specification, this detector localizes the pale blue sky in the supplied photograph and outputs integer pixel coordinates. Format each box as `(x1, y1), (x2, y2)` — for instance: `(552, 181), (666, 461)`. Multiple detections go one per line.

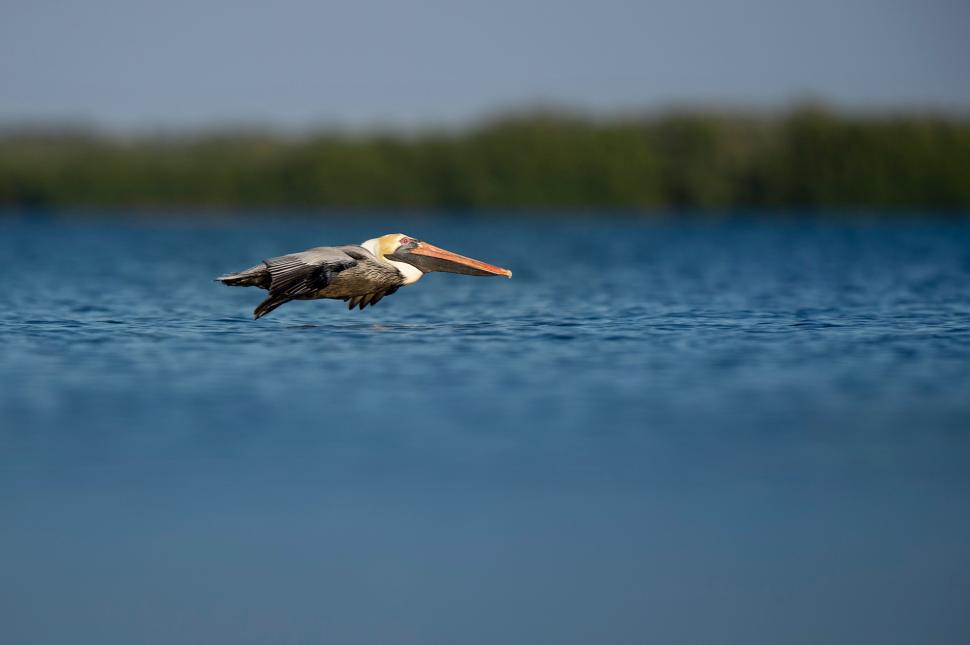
(2, 0), (968, 128)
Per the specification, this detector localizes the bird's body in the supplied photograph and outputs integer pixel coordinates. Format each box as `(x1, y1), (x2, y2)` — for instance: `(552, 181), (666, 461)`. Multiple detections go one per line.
(216, 234), (511, 319)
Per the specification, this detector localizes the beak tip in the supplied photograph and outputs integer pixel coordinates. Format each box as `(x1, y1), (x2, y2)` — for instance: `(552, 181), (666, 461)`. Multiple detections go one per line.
(504, 269), (513, 278)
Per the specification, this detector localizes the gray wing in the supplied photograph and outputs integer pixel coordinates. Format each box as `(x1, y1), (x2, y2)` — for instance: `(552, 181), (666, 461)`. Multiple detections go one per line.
(253, 246), (360, 319)
(265, 246), (361, 297)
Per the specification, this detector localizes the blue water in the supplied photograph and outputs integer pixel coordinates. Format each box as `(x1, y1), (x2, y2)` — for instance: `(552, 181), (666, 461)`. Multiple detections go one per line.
(2, 213), (969, 644)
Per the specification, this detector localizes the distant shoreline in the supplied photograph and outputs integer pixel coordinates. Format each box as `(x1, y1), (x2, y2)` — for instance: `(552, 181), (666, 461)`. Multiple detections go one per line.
(2, 107), (969, 211)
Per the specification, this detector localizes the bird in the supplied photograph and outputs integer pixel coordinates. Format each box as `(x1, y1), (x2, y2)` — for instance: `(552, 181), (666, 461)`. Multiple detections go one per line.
(216, 233), (512, 319)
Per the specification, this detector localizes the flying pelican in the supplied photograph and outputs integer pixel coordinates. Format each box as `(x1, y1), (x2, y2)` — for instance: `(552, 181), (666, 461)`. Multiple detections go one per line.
(216, 233), (512, 319)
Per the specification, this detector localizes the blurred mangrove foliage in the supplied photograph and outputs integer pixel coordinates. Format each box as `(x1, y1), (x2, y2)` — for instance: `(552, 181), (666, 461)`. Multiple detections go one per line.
(1, 107), (969, 211)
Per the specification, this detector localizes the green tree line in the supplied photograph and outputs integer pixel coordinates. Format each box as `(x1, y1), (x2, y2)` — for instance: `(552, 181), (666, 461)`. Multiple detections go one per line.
(2, 107), (969, 210)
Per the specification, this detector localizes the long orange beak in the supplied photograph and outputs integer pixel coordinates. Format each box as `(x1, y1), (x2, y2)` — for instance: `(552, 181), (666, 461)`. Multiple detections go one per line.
(409, 242), (512, 278)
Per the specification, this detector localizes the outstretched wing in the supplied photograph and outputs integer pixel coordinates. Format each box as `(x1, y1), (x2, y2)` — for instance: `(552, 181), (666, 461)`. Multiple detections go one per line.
(265, 248), (359, 297)
(253, 246), (359, 319)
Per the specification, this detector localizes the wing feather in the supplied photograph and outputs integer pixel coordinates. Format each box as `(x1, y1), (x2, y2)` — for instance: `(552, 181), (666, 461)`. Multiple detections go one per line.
(253, 246), (359, 319)
(264, 248), (358, 298)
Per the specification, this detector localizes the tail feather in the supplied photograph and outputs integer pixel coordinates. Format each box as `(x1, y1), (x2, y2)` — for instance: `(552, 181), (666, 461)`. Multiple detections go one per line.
(215, 264), (270, 288)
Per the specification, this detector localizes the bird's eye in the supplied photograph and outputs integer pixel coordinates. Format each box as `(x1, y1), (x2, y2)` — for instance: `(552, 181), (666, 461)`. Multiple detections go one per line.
(399, 237), (413, 245)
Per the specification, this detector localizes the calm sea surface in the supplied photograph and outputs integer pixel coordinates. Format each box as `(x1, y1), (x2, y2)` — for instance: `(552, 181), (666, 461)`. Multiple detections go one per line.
(2, 213), (969, 644)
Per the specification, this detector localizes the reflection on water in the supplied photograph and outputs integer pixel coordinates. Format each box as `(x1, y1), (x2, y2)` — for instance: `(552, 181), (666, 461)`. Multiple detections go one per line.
(2, 213), (970, 645)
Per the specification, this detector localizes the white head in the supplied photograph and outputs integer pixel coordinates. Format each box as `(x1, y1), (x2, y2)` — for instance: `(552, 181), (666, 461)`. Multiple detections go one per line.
(360, 233), (512, 286)
(360, 233), (424, 284)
